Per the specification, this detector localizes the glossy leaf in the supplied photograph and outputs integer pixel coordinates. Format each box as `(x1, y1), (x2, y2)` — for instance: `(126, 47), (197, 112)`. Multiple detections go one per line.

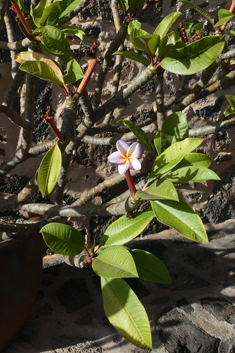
(38, 143), (62, 197)
(39, 26), (72, 60)
(48, 0), (83, 24)
(58, 25), (86, 41)
(171, 153), (211, 169)
(165, 166), (220, 184)
(101, 210), (154, 246)
(160, 36), (225, 75)
(225, 105), (235, 117)
(33, 0), (61, 27)
(136, 179), (178, 201)
(149, 138), (203, 181)
(157, 31), (176, 58)
(154, 12), (182, 39)
(161, 111), (188, 151)
(101, 277), (152, 350)
(129, 249), (171, 283)
(113, 50), (150, 66)
(129, 20), (160, 56)
(122, 120), (156, 156)
(92, 246), (138, 278)
(214, 9), (234, 27)
(151, 199), (208, 243)
(40, 222), (86, 255)
(15, 51), (65, 86)
(63, 59), (84, 84)
(179, 0), (214, 25)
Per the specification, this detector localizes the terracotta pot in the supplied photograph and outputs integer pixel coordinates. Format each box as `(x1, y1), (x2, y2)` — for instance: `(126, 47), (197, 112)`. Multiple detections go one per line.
(0, 233), (42, 351)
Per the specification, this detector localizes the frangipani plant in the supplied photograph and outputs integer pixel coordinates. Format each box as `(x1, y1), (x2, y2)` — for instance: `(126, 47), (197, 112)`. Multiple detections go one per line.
(1, 0), (235, 350)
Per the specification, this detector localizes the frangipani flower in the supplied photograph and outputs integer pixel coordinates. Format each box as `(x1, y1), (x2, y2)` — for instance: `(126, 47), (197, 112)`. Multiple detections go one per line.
(108, 140), (142, 174)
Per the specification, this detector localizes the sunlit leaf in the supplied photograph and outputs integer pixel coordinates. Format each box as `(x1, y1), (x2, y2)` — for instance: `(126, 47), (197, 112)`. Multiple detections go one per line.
(151, 199), (208, 243)
(136, 179), (178, 201)
(92, 246), (138, 278)
(48, 0), (83, 24)
(63, 59), (84, 84)
(160, 111), (188, 151)
(58, 25), (86, 41)
(154, 12), (182, 39)
(179, 0), (214, 25)
(214, 9), (234, 27)
(101, 210), (154, 246)
(171, 153), (211, 169)
(113, 50), (150, 66)
(165, 166), (220, 184)
(40, 222), (86, 255)
(101, 277), (152, 350)
(38, 143), (62, 197)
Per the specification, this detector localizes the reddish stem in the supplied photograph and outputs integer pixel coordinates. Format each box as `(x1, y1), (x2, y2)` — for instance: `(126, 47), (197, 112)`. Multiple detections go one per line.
(10, 0), (35, 41)
(74, 57), (98, 99)
(47, 120), (64, 141)
(124, 170), (136, 197)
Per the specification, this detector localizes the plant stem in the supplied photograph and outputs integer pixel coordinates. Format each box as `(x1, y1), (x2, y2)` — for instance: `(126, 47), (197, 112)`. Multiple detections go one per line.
(74, 57), (97, 100)
(124, 170), (136, 197)
(10, 0), (36, 41)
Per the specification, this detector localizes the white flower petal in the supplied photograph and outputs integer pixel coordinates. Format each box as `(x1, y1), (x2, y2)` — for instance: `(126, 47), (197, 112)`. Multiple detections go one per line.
(129, 158), (141, 170)
(108, 151), (123, 164)
(116, 140), (130, 157)
(118, 161), (129, 174)
(128, 142), (142, 159)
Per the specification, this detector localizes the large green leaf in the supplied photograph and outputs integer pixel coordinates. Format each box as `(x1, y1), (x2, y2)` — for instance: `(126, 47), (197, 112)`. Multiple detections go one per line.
(113, 50), (150, 67)
(15, 51), (65, 87)
(33, 0), (61, 27)
(157, 31), (176, 58)
(129, 249), (171, 283)
(101, 277), (152, 350)
(100, 210), (154, 246)
(149, 138), (203, 181)
(165, 166), (220, 184)
(38, 143), (62, 197)
(214, 9), (234, 27)
(92, 246), (138, 278)
(129, 20), (160, 56)
(39, 26), (72, 60)
(179, 0), (214, 25)
(160, 36), (225, 75)
(171, 153), (211, 169)
(161, 111), (188, 151)
(63, 59), (84, 84)
(151, 200), (208, 243)
(122, 119), (156, 156)
(154, 12), (182, 39)
(48, 0), (83, 24)
(136, 179), (178, 201)
(40, 222), (86, 255)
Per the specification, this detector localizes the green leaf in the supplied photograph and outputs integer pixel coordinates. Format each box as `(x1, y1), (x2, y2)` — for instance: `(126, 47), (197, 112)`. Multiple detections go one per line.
(179, 0), (214, 25)
(48, 0), (83, 24)
(161, 111), (189, 151)
(39, 26), (72, 61)
(15, 51), (65, 87)
(122, 120), (156, 156)
(149, 138), (203, 181)
(129, 0), (145, 13)
(19, 61), (65, 86)
(38, 143), (62, 197)
(92, 246), (138, 278)
(101, 277), (152, 350)
(129, 20), (160, 56)
(136, 179), (178, 201)
(117, 0), (129, 14)
(113, 50), (150, 67)
(151, 199), (208, 243)
(101, 210), (154, 246)
(154, 129), (162, 155)
(154, 12), (182, 39)
(165, 166), (220, 184)
(129, 249), (171, 283)
(161, 36), (225, 75)
(63, 59), (84, 84)
(33, 0), (62, 27)
(157, 31), (176, 58)
(225, 105), (235, 117)
(58, 25), (86, 41)
(225, 94), (235, 109)
(171, 153), (211, 169)
(40, 222), (86, 255)
(214, 9), (234, 27)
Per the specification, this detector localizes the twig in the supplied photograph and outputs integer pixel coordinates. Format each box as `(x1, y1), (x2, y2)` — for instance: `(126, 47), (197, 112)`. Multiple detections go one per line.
(155, 67), (165, 128)
(4, 9), (17, 78)
(189, 117), (235, 137)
